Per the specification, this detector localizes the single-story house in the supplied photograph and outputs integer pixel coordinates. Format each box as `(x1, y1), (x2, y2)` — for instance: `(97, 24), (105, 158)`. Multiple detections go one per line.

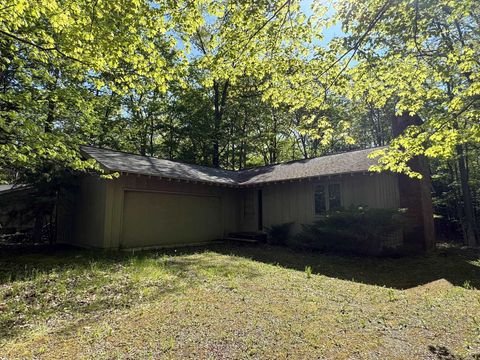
(0, 185), (35, 236)
(56, 146), (435, 251)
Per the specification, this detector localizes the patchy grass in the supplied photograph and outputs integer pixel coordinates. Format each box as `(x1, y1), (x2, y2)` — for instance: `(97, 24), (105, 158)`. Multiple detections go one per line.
(0, 243), (480, 359)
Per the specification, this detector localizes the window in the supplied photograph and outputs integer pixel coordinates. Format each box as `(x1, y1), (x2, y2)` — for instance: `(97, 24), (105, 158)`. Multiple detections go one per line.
(328, 183), (341, 210)
(314, 185), (326, 214)
(314, 183), (342, 214)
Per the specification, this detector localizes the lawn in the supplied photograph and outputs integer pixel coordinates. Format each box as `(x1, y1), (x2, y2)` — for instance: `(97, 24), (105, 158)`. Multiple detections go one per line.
(0, 243), (480, 359)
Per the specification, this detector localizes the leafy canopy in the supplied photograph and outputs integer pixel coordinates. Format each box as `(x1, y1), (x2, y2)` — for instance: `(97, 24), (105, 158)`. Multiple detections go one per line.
(334, 0), (480, 177)
(1, 0), (479, 182)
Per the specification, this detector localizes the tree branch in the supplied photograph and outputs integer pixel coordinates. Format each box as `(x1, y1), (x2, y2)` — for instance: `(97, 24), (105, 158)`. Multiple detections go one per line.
(0, 30), (87, 65)
(323, 0), (392, 91)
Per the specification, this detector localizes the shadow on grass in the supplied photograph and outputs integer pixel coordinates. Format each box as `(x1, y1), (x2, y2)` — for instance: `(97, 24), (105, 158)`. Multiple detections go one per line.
(0, 244), (262, 341)
(429, 345), (480, 360)
(206, 242), (480, 290)
(0, 244), (260, 284)
(1, 243), (479, 357)
(1, 242), (479, 290)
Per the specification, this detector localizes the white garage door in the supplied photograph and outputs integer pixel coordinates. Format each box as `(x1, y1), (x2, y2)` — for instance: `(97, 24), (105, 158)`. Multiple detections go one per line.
(121, 190), (222, 248)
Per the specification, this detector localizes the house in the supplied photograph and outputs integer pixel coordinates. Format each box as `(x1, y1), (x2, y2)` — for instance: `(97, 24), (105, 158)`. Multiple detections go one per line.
(56, 146), (435, 251)
(0, 185), (35, 237)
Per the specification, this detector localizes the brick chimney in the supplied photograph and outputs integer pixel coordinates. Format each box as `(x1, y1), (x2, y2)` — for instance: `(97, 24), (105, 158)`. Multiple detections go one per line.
(392, 113), (435, 252)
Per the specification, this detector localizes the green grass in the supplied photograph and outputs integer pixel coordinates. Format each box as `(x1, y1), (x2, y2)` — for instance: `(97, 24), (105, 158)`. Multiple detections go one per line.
(0, 243), (480, 359)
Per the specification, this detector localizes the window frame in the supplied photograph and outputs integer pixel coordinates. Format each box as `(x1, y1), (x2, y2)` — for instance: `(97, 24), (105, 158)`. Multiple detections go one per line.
(314, 184), (326, 215)
(313, 182), (342, 215)
(328, 183), (342, 211)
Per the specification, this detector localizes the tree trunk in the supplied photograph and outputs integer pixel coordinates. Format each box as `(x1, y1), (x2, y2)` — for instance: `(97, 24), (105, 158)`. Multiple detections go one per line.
(168, 117), (174, 159)
(212, 80), (229, 168)
(239, 109), (247, 170)
(300, 135), (308, 159)
(45, 95), (55, 133)
(149, 116), (154, 156)
(270, 109), (278, 164)
(32, 208), (44, 243)
(456, 144), (479, 246)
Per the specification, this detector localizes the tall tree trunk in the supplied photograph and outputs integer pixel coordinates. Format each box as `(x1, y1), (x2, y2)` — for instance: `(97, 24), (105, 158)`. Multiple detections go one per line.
(149, 116), (154, 156)
(99, 97), (113, 147)
(239, 109), (247, 170)
(450, 161), (465, 239)
(270, 109), (278, 164)
(168, 117), (174, 159)
(45, 95), (55, 133)
(32, 207), (44, 243)
(456, 144), (479, 246)
(139, 122), (147, 156)
(212, 80), (229, 168)
(230, 118), (236, 170)
(300, 135), (308, 159)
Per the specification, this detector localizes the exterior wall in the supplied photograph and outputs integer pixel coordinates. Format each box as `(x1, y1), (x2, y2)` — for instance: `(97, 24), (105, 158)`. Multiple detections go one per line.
(237, 188), (260, 232)
(57, 175), (108, 248)
(257, 172), (400, 235)
(103, 175), (239, 249)
(393, 113), (436, 251)
(60, 171), (401, 249)
(397, 160), (436, 251)
(121, 190), (222, 248)
(0, 188), (35, 233)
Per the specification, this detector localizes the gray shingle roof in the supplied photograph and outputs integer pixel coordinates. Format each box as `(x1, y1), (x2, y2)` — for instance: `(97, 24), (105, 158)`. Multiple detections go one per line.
(0, 185), (15, 193)
(0, 184), (29, 194)
(81, 146), (383, 186)
(238, 147), (383, 185)
(81, 146), (239, 185)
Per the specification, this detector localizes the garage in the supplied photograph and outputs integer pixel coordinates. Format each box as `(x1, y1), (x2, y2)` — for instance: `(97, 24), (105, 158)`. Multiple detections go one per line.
(121, 190), (223, 248)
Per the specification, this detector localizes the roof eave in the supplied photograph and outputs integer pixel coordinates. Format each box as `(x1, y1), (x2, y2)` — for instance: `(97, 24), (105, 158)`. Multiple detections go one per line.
(237, 170), (376, 187)
(111, 169), (375, 188)
(116, 170), (240, 188)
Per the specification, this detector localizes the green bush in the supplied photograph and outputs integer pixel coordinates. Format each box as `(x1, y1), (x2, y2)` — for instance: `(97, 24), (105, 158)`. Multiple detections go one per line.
(293, 207), (405, 255)
(266, 222), (294, 245)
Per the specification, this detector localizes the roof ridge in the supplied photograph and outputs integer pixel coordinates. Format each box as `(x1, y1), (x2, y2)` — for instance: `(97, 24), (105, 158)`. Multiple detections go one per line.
(80, 145), (383, 186)
(81, 144), (385, 174)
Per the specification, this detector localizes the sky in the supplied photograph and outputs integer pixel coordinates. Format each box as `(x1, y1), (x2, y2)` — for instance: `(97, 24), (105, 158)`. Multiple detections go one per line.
(180, 0), (345, 58)
(301, 0), (344, 46)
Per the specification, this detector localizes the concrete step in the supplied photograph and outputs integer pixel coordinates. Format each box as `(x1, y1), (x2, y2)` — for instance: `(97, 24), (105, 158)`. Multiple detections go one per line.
(223, 237), (259, 243)
(225, 231), (267, 243)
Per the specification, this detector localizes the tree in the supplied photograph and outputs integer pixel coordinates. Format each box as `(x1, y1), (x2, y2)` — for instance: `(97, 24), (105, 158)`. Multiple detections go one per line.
(184, 0), (324, 167)
(0, 0), (204, 182)
(2, 0), (478, 246)
(331, 0), (480, 244)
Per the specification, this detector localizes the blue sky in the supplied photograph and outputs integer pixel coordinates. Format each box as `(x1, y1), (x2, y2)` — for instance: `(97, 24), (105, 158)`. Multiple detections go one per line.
(301, 0), (344, 45)
(180, 0), (344, 57)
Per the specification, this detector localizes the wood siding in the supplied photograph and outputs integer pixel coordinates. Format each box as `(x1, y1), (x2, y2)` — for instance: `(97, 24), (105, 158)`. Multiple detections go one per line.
(104, 176), (239, 249)
(57, 176), (108, 247)
(255, 172), (400, 234)
(121, 190), (222, 248)
(60, 172), (400, 249)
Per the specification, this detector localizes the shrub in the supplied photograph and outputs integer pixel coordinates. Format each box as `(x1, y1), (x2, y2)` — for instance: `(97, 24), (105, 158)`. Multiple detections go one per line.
(265, 222), (293, 245)
(294, 207), (405, 255)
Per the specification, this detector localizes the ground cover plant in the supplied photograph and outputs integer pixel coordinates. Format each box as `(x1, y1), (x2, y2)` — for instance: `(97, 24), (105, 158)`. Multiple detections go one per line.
(0, 243), (479, 359)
